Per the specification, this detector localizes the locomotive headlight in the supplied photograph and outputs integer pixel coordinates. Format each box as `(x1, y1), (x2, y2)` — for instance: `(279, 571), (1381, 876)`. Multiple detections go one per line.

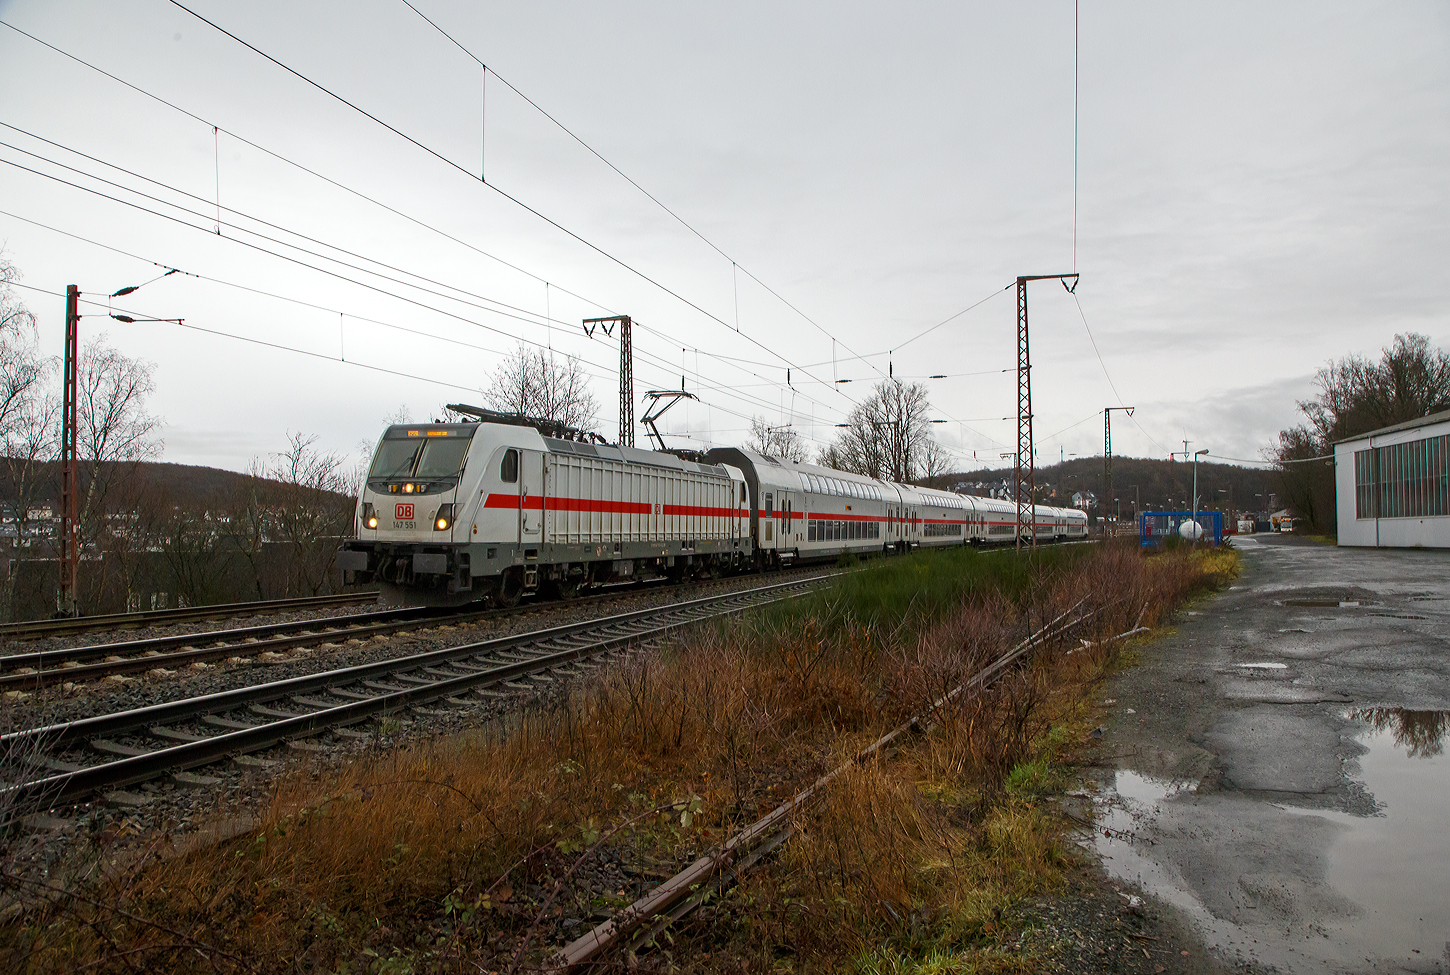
(433, 503), (454, 531)
(362, 502), (378, 530)
(403, 482), (415, 494)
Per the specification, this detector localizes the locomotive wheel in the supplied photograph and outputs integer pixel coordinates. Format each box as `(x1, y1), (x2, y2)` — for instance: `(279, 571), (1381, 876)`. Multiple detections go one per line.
(494, 569), (524, 608)
(543, 575), (581, 600)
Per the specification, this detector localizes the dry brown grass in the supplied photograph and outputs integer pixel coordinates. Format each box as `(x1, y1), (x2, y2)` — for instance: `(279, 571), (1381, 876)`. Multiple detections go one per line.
(0, 542), (1236, 974)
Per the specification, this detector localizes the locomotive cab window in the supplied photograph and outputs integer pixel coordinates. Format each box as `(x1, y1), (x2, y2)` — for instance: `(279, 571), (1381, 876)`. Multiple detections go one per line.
(500, 448), (519, 483)
(369, 425), (476, 481)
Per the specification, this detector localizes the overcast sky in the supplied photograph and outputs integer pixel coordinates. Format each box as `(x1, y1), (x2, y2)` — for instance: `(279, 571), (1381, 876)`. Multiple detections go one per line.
(1, 0), (1446, 476)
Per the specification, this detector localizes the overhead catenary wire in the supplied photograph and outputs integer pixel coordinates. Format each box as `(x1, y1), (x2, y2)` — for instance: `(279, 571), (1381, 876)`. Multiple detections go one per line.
(396, 0), (890, 386)
(876, 284), (1012, 355)
(3, 12), (1038, 459)
(1067, 290), (1176, 457)
(0, 165), (833, 439)
(0, 19), (601, 313)
(164, 0), (859, 410)
(12, 278), (839, 453)
(0, 17), (850, 429)
(0, 133), (847, 432)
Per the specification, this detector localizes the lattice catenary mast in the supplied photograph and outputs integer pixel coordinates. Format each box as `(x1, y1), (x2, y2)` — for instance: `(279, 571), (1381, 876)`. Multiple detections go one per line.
(584, 315), (634, 447)
(1014, 274), (1079, 553)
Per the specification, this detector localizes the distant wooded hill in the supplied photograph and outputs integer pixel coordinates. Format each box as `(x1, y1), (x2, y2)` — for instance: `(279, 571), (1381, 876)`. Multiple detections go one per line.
(945, 455), (1278, 515)
(0, 460), (331, 511)
(0, 458), (359, 622)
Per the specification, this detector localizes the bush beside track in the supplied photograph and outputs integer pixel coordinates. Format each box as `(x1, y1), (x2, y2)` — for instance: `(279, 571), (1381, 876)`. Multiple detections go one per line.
(0, 542), (1238, 974)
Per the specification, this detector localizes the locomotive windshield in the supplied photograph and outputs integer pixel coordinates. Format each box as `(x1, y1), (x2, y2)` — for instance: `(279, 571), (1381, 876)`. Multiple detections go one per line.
(369, 426), (476, 480)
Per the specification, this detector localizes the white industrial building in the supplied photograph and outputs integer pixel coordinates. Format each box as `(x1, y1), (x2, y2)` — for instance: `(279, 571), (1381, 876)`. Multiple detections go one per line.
(1335, 408), (1450, 549)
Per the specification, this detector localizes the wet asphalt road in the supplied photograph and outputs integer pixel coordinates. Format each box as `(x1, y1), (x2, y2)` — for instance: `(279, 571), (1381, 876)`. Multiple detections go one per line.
(1093, 534), (1450, 974)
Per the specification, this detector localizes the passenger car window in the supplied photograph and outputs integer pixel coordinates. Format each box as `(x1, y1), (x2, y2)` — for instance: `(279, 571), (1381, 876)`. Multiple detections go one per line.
(500, 448), (519, 483)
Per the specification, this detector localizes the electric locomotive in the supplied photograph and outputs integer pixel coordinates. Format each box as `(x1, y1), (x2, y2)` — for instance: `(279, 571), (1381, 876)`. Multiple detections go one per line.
(336, 407), (750, 606)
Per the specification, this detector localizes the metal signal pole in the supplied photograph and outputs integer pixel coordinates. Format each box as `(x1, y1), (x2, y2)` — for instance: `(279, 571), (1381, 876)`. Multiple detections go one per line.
(1014, 274), (1079, 553)
(56, 272), (181, 617)
(59, 285), (80, 617)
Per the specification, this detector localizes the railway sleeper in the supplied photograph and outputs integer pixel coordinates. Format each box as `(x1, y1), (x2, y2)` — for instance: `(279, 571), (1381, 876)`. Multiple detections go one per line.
(90, 739), (147, 758)
(233, 755), (278, 769)
(426, 664), (478, 678)
(250, 703), (305, 720)
(203, 715), (262, 731)
(330, 688), (379, 701)
(292, 695), (343, 710)
(150, 726), (205, 744)
(173, 772), (222, 789)
(390, 673), (435, 687)
(361, 679), (411, 693)
(489, 649), (549, 662)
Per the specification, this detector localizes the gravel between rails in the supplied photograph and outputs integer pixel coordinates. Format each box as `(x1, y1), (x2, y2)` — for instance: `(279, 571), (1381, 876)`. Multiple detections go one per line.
(0, 570), (828, 891)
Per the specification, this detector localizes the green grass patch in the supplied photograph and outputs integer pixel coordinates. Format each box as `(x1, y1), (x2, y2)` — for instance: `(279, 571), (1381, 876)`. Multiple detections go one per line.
(759, 545), (1093, 641)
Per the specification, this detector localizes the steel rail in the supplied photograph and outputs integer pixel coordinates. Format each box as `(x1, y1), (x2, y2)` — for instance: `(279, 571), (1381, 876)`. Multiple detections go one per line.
(546, 597), (1095, 971)
(0, 573), (811, 690)
(0, 592), (379, 642)
(0, 606), (439, 683)
(3, 575), (833, 811)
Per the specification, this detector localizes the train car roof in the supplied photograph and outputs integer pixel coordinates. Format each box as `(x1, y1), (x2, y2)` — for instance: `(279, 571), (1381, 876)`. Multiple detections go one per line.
(542, 435), (732, 478)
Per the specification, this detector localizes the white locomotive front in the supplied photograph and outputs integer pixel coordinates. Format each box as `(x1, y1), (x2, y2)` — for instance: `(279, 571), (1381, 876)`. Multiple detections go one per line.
(337, 416), (751, 606)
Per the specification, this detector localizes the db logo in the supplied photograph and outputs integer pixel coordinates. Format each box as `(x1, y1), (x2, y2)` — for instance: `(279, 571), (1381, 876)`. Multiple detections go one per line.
(395, 503), (415, 520)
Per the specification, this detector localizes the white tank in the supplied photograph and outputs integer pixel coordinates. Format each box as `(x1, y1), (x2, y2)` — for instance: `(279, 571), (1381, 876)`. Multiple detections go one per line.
(1178, 519), (1205, 540)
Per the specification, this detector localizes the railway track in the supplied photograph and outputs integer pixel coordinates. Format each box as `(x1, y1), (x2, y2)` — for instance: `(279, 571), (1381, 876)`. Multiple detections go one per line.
(0, 572), (818, 691)
(2, 574), (832, 812)
(0, 591), (380, 643)
(546, 598), (1109, 971)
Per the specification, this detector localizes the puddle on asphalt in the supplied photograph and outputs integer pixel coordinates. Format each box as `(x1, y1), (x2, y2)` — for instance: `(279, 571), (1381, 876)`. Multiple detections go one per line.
(1236, 662), (1288, 670)
(1093, 710), (1450, 970)
(1285, 708), (1450, 963)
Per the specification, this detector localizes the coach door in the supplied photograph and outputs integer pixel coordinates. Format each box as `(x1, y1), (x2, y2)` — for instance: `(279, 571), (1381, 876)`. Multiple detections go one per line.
(519, 449), (543, 545)
(541, 454), (555, 544)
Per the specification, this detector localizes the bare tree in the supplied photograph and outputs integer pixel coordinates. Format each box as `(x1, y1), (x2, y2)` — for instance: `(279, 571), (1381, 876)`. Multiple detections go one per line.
(482, 344), (599, 431)
(822, 380), (936, 483)
(0, 257), (55, 622)
(75, 335), (162, 547)
(259, 432), (353, 597)
(0, 256), (45, 437)
(920, 439), (953, 488)
(1276, 332), (1450, 531)
(746, 416), (809, 463)
(0, 394), (58, 622)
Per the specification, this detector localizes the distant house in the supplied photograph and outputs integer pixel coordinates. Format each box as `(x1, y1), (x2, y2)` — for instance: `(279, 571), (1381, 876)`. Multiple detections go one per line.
(1071, 490), (1096, 510)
